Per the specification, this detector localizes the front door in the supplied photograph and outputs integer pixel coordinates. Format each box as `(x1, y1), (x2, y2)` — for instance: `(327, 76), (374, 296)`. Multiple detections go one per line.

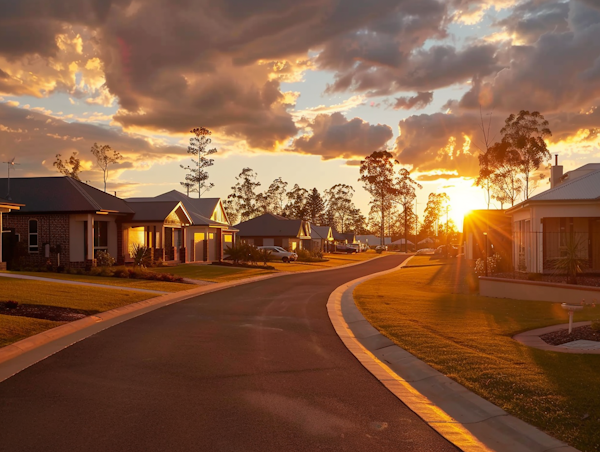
(165, 228), (174, 261)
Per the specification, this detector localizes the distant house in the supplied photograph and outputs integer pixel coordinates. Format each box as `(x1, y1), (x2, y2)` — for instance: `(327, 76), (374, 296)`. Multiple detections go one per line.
(127, 191), (237, 262)
(333, 230), (357, 245)
(235, 213), (311, 251)
(310, 225), (334, 253)
(356, 234), (391, 247)
(506, 162), (600, 273)
(0, 197), (24, 270)
(417, 237), (435, 249)
(0, 177), (134, 269)
(389, 238), (414, 250)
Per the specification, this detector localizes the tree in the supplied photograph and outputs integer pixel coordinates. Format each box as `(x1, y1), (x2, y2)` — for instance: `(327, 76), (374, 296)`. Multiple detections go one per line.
(487, 141), (523, 207)
(396, 168), (421, 252)
(181, 127), (217, 198)
(306, 188), (325, 225)
(54, 152), (81, 181)
(359, 150), (400, 245)
(324, 184), (358, 233)
(259, 177), (288, 215)
(284, 184), (309, 220)
(90, 143), (122, 192)
(474, 107), (497, 209)
(227, 168), (261, 223)
(500, 110), (551, 199)
(421, 193), (449, 238)
(181, 182), (195, 197)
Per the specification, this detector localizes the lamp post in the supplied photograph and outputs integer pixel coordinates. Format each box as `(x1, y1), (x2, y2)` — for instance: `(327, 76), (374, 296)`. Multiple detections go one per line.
(483, 232), (488, 277)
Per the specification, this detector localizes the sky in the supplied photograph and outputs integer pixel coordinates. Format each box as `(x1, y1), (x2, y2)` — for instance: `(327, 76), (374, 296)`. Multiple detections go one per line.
(1, 0), (600, 229)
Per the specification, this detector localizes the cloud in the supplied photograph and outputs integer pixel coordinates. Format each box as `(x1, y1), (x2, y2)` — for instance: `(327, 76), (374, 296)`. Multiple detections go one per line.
(416, 172), (461, 182)
(392, 92), (433, 110)
(289, 112), (393, 160)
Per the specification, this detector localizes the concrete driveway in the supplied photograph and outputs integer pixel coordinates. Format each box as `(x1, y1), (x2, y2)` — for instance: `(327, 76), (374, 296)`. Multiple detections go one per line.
(0, 255), (459, 452)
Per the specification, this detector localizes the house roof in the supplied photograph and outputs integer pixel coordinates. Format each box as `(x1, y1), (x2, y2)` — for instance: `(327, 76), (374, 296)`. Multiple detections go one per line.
(127, 201), (192, 224)
(235, 213), (310, 238)
(356, 234), (391, 245)
(507, 164), (600, 213)
(126, 190), (231, 228)
(310, 225), (332, 240)
(0, 196), (24, 209)
(0, 177), (134, 214)
(390, 238), (414, 245)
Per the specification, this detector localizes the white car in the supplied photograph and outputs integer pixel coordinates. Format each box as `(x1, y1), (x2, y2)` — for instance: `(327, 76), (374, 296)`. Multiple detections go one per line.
(257, 246), (298, 263)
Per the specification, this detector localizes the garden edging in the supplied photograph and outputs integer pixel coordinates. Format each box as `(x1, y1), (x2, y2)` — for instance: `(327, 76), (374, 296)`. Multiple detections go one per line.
(327, 257), (580, 452)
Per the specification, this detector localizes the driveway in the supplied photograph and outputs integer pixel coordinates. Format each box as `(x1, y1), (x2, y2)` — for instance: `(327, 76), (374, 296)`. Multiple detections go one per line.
(0, 255), (458, 452)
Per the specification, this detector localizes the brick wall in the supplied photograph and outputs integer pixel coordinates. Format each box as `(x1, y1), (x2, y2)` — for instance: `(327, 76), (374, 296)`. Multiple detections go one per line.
(4, 213), (70, 268)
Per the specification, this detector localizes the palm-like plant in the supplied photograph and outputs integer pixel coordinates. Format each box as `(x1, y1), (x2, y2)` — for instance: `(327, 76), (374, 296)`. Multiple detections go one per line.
(554, 236), (587, 284)
(257, 248), (272, 266)
(131, 243), (151, 268)
(224, 243), (245, 264)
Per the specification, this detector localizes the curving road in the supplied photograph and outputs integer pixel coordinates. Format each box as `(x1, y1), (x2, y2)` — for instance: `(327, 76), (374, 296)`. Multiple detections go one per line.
(0, 255), (458, 452)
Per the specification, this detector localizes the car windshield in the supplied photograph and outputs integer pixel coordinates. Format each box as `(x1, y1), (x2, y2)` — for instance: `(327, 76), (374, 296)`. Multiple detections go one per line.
(274, 247), (286, 252)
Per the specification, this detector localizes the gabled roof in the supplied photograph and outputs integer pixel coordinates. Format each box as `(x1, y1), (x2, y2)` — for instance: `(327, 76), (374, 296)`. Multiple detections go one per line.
(126, 190), (231, 227)
(390, 238), (414, 245)
(0, 177), (133, 214)
(356, 234), (391, 245)
(507, 165), (600, 212)
(235, 213), (310, 238)
(127, 201), (192, 224)
(311, 225), (332, 240)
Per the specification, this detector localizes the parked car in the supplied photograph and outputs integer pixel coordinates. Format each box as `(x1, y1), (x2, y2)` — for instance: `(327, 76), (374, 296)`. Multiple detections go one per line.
(336, 244), (358, 254)
(257, 246), (298, 262)
(416, 248), (435, 255)
(375, 245), (388, 252)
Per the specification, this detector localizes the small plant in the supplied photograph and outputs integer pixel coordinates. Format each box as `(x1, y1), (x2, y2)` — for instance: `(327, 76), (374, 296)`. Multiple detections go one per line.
(96, 250), (116, 267)
(130, 244), (152, 268)
(225, 243), (247, 264)
(257, 248), (272, 266)
(4, 300), (19, 309)
(553, 236), (587, 284)
(474, 254), (501, 276)
(112, 267), (130, 278)
(591, 319), (600, 333)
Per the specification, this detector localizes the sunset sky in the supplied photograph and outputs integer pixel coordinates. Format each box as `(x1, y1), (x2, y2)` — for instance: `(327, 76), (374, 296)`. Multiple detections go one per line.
(1, 0), (599, 227)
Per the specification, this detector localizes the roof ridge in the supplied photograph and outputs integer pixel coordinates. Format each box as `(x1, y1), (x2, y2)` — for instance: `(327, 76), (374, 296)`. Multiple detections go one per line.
(64, 177), (103, 211)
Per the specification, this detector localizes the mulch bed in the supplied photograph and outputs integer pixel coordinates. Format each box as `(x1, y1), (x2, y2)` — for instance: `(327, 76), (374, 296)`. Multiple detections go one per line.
(540, 325), (600, 346)
(0, 302), (94, 322)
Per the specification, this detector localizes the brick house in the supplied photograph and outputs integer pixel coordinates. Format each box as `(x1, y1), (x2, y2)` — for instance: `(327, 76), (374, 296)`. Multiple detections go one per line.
(235, 213), (311, 251)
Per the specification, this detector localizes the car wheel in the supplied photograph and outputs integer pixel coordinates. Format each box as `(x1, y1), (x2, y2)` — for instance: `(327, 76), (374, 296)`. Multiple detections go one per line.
(283, 257), (289, 263)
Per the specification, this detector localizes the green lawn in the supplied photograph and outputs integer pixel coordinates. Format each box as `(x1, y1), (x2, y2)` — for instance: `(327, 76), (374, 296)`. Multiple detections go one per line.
(0, 278), (157, 348)
(154, 264), (275, 282)
(5, 271), (193, 292)
(355, 256), (600, 452)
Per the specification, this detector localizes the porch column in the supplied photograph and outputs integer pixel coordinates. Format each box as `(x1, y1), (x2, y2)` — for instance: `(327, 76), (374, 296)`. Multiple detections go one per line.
(86, 213), (95, 267)
(161, 226), (166, 261)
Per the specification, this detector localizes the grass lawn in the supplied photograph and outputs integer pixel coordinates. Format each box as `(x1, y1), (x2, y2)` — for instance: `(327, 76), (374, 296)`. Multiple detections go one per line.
(154, 264), (275, 282)
(355, 255), (600, 452)
(0, 278), (157, 348)
(5, 271), (193, 292)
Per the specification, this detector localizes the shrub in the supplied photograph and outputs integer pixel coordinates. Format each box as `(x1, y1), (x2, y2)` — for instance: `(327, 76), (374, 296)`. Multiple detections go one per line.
(527, 273), (544, 281)
(112, 267), (130, 278)
(130, 244), (152, 268)
(591, 319), (600, 332)
(89, 267), (103, 276)
(225, 243), (247, 264)
(96, 250), (116, 267)
(297, 248), (327, 262)
(4, 300), (19, 309)
(475, 254), (501, 276)
(376, 247), (383, 254)
(257, 248), (272, 266)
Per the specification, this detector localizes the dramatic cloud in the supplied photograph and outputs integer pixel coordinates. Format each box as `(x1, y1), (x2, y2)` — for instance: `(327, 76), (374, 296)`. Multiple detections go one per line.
(290, 112), (393, 160)
(392, 92), (434, 110)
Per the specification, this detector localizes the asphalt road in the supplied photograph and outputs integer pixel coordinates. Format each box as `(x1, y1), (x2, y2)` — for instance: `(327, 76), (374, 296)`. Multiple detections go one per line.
(0, 255), (459, 452)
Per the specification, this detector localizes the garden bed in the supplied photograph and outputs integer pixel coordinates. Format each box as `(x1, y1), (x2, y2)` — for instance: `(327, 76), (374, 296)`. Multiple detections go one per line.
(541, 325), (600, 345)
(0, 302), (91, 322)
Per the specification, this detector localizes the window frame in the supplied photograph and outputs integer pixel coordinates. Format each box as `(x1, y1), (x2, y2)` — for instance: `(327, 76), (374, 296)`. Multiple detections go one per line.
(28, 219), (39, 253)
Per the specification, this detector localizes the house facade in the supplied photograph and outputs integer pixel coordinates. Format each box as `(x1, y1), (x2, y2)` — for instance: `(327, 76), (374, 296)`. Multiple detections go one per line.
(309, 225), (334, 253)
(127, 191), (237, 263)
(356, 234), (391, 248)
(236, 213), (311, 251)
(506, 163), (600, 274)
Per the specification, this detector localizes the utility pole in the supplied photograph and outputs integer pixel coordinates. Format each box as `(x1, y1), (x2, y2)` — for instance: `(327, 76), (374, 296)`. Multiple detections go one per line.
(3, 158), (20, 200)
(414, 198), (419, 251)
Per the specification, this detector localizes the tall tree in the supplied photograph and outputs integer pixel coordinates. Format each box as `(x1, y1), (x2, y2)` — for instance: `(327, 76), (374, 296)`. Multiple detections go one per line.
(306, 188), (325, 225)
(181, 127), (217, 198)
(474, 107), (497, 209)
(396, 168), (421, 252)
(499, 110), (551, 199)
(227, 168), (261, 223)
(181, 181), (195, 197)
(324, 184), (357, 233)
(90, 143), (122, 192)
(53, 152), (81, 181)
(421, 193), (449, 238)
(260, 177), (288, 215)
(359, 150), (400, 245)
(487, 141), (523, 207)
(284, 184), (309, 220)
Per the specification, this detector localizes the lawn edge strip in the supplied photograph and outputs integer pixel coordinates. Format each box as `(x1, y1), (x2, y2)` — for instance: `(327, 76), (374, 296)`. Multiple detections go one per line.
(327, 257), (580, 452)
(0, 253), (390, 383)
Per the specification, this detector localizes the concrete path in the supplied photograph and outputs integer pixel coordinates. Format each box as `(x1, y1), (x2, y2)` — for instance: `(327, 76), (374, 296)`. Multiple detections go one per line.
(328, 260), (580, 452)
(0, 272), (170, 294)
(513, 321), (600, 354)
(0, 255), (459, 452)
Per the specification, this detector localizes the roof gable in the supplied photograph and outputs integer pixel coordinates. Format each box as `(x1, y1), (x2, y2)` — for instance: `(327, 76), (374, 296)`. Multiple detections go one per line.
(235, 213), (310, 238)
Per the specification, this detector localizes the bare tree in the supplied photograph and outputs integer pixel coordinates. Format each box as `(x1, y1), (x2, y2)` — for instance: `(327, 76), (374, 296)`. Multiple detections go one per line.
(181, 127), (217, 197)
(90, 143), (122, 192)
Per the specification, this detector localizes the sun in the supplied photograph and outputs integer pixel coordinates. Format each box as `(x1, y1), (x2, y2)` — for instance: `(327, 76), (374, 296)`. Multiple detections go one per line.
(441, 179), (487, 231)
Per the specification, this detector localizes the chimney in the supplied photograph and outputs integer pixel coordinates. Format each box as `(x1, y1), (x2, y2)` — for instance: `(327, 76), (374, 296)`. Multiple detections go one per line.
(550, 154), (563, 189)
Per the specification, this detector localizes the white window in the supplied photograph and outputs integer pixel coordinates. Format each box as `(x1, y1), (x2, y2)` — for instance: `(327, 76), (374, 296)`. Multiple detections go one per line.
(29, 219), (39, 253)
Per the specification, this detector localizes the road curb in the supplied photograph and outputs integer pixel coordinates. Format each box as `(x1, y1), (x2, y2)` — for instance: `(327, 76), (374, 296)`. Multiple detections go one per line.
(327, 257), (581, 452)
(0, 253), (390, 383)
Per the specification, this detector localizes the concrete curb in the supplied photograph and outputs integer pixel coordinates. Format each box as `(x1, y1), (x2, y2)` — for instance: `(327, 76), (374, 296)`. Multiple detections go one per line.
(327, 257), (581, 452)
(514, 321), (600, 354)
(0, 253), (391, 383)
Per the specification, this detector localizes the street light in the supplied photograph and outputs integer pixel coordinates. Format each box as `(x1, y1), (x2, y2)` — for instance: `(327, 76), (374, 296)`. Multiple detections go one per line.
(483, 232), (488, 277)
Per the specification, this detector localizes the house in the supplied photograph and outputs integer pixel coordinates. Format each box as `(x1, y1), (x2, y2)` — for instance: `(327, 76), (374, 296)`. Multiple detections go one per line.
(127, 191), (237, 262)
(0, 197), (24, 270)
(462, 210), (512, 270)
(309, 225), (334, 253)
(506, 162), (600, 274)
(356, 234), (391, 248)
(0, 177), (134, 269)
(417, 237), (435, 249)
(333, 230), (357, 245)
(235, 213), (311, 251)
(389, 238), (414, 251)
